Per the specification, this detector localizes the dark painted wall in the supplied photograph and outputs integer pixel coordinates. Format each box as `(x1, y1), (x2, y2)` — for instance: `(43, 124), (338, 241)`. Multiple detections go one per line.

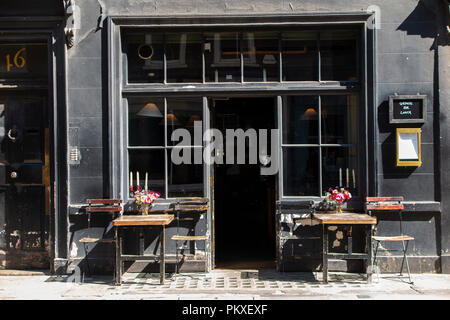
(59, 0), (449, 273)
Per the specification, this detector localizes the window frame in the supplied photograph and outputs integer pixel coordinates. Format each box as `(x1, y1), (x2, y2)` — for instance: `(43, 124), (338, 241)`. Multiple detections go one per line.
(122, 27), (361, 86)
(279, 93), (361, 200)
(108, 14), (374, 208)
(124, 96), (206, 200)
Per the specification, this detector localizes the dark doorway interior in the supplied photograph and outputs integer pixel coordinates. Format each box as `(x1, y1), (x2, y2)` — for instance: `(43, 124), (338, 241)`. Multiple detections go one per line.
(213, 97), (276, 269)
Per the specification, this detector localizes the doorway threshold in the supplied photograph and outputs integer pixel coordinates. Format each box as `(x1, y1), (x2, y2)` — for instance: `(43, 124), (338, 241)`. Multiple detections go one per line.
(214, 260), (276, 270)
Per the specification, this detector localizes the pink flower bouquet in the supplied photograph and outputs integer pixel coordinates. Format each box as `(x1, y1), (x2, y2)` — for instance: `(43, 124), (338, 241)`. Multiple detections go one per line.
(325, 187), (352, 213)
(134, 190), (161, 215)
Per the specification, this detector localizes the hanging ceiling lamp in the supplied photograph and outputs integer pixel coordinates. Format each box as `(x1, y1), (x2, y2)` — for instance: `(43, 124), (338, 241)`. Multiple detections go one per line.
(301, 107), (318, 120)
(160, 113), (181, 126)
(137, 102), (163, 117)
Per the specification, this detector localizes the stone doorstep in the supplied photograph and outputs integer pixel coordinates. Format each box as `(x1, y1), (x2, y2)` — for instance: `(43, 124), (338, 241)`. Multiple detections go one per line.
(0, 269), (50, 276)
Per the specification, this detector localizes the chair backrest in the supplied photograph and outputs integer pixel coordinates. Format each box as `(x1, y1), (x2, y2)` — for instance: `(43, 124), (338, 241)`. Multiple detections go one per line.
(277, 200), (315, 215)
(175, 197), (210, 212)
(365, 197), (404, 213)
(365, 196), (405, 235)
(86, 199), (123, 214)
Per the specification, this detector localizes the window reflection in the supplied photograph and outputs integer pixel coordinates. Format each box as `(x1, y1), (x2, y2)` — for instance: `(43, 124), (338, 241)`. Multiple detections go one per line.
(322, 147), (358, 195)
(126, 32), (164, 83)
(166, 33), (202, 83)
(124, 29), (360, 84)
(205, 32), (241, 82)
(321, 95), (358, 144)
(166, 97), (203, 146)
(129, 149), (165, 197)
(283, 148), (319, 196)
(128, 98), (164, 146)
(243, 32), (279, 82)
(282, 94), (359, 197)
(282, 32), (318, 81)
(168, 150), (203, 197)
(282, 96), (319, 144)
(320, 30), (358, 81)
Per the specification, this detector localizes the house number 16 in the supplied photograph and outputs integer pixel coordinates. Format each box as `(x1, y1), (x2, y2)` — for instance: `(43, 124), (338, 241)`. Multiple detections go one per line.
(5, 48), (26, 72)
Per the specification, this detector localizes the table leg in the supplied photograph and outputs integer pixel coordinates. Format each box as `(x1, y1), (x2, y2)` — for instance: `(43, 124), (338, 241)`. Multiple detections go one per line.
(139, 227), (144, 256)
(115, 227), (121, 286)
(367, 225), (373, 284)
(160, 225), (165, 285)
(322, 224), (328, 284)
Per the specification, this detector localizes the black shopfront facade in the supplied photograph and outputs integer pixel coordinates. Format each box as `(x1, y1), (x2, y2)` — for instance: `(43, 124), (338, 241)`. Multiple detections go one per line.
(1, 0), (449, 276)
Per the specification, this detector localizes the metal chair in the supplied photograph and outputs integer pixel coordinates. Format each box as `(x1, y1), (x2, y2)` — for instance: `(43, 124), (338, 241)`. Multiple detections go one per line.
(79, 199), (122, 280)
(171, 197), (209, 273)
(277, 200), (316, 272)
(365, 196), (414, 284)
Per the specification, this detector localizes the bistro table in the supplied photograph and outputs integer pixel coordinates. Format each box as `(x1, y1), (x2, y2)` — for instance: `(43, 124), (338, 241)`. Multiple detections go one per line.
(312, 212), (377, 284)
(113, 214), (174, 286)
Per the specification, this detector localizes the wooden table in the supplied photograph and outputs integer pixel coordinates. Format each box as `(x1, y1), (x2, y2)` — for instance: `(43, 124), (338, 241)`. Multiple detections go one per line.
(113, 214), (174, 286)
(313, 212), (377, 284)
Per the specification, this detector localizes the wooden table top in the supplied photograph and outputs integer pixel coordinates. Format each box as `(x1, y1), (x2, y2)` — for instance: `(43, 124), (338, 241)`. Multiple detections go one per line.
(313, 212), (377, 225)
(113, 215), (174, 227)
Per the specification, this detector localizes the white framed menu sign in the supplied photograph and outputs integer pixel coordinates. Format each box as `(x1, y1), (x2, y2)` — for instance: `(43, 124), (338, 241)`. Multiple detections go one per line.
(396, 128), (422, 167)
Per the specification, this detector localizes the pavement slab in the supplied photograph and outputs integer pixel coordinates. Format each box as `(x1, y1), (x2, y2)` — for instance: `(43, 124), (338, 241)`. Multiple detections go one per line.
(0, 270), (449, 300)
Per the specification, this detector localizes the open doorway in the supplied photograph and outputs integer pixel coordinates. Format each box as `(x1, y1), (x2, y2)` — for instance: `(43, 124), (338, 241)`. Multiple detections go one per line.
(212, 97), (277, 269)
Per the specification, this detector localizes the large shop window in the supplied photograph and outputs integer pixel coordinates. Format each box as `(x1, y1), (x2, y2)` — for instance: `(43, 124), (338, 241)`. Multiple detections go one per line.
(282, 95), (359, 197)
(123, 29), (359, 83)
(127, 97), (204, 198)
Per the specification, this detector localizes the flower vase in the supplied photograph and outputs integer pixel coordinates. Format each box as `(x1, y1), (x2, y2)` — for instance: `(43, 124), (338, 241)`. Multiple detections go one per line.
(142, 205), (149, 215)
(337, 204), (343, 213)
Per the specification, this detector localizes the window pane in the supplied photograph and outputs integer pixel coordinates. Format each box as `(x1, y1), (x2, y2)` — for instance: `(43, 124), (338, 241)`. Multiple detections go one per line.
(322, 147), (358, 196)
(129, 149), (165, 197)
(320, 30), (358, 81)
(166, 97), (203, 146)
(166, 33), (202, 83)
(205, 32), (241, 82)
(281, 31), (318, 81)
(168, 148), (203, 197)
(128, 97), (164, 146)
(321, 95), (358, 144)
(126, 32), (164, 83)
(283, 96), (319, 144)
(283, 147), (319, 196)
(243, 32), (279, 82)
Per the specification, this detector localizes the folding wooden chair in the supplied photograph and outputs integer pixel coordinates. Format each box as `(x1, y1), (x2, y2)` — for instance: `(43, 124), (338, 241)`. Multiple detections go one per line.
(365, 197), (414, 284)
(79, 199), (122, 280)
(171, 197), (209, 273)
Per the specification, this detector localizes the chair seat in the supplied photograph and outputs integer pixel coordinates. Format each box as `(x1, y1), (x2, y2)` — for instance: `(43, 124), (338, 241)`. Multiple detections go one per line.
(171, 235), (208, 241)
(373, 235), (414, 242)
(80, 237), (115, 243)
(79, 237), (100, 243)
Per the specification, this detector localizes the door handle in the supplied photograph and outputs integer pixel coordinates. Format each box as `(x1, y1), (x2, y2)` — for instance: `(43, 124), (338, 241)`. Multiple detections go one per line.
(7, 128), (19, 142)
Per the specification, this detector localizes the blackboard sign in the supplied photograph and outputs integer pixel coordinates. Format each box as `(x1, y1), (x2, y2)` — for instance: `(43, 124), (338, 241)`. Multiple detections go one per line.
(389, 95), (427, 124)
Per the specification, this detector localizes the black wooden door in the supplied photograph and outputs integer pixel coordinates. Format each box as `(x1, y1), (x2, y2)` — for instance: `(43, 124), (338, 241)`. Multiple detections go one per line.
(0, 96), (50, 269)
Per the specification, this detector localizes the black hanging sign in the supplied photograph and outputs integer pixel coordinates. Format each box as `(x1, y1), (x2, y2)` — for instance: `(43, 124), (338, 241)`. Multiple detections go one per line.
(389, 94), (427, 124)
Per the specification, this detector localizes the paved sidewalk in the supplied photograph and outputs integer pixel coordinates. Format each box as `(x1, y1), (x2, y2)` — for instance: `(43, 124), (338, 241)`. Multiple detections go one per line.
(1, 269), (450, 300)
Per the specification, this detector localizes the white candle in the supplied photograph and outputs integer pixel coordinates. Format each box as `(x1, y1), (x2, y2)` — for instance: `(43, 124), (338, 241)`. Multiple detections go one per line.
(352, 169), (356, 188)
(137, 171), (140, 190)
(346, 168), (349, 188)
(145, 172), (148, 191)
(339, 168), (342, 187)
(130, 172), (133, 189)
